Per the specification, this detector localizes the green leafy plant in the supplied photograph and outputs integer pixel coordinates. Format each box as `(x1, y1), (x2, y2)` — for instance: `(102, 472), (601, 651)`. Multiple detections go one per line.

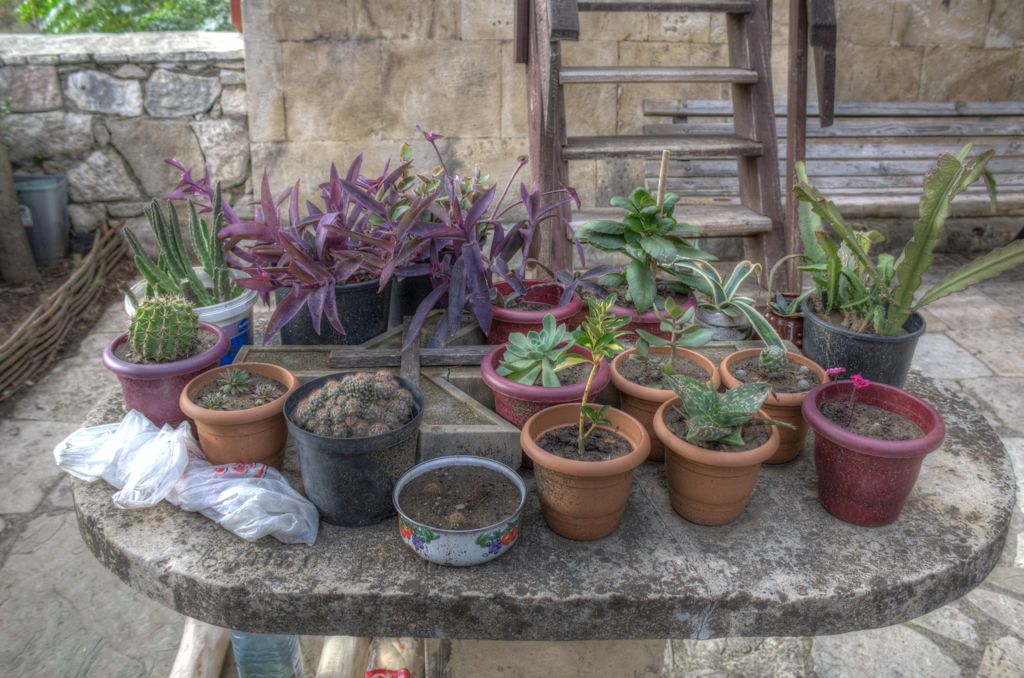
(574, 187), (712, 313)
(794, 146), (1024, 336)
(664, 373), (793, 447)
(674, 260), (785, 349)
(497, 314), (577, 387)
(218, 368), (251, 397)
(9, 0), (231, 33)
(560, 295), (631, 455)
(634, 296), (714, 364)
(125, 184), (241, 308)
(128, 295), (199, 362)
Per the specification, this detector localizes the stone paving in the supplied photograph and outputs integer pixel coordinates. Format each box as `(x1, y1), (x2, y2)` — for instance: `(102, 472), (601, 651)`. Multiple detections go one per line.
(1, 259), (1022, 677)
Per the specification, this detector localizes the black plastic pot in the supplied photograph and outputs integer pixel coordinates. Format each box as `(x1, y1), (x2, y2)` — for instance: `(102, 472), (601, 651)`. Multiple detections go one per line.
(277, 279), (392, 345)
(284, 373), (424, 526)
(389, 274), (434, 328)
(801, 298), (926, 387)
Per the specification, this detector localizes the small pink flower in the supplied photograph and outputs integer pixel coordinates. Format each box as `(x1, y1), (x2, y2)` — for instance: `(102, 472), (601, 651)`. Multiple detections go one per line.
(851, 374), (871, 389)
(825, 367), (845, 378)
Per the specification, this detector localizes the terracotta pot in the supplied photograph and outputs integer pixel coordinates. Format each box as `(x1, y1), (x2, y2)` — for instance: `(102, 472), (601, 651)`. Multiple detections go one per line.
(480, 344), (610, 429)
(762, 295), (804, 348)
(521, 403), (649, 540)
(179, 363), (299, 468)
(720, 349), (826, 464)
(610, 347), (719, 462)
(802, 380), (945, 527)
(654, 398), (780, 525)
(487, 280), (581, 345)
(102, 323), (229, 427)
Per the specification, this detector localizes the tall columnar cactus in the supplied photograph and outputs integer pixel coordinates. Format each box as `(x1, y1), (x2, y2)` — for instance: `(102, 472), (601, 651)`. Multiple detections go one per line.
(124, 184), (239, 307)
(292, 371), (417, 438)
(128, 296), (200, 362)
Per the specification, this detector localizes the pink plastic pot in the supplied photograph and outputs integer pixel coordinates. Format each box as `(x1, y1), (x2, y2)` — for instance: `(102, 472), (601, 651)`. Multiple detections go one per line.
(102, 322), (229, 427)
(487, 280), (581, 345)
(480, 344), (611, 430)
(802, 380), (946, 527)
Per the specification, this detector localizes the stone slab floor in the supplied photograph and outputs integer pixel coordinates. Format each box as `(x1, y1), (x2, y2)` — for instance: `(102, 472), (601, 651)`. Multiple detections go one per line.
(1, 258), (1022, 677)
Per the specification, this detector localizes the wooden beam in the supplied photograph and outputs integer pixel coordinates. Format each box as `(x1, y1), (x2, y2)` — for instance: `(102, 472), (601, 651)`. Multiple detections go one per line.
(549, 0), (580, 40)
(168, 618), (231, 678)
(514, 0), (530, 63)
(784, 0), (808, 292)
(329, 346), (494, 369)
(642, 99), (1024, 118)
(316, 636), (372, 678)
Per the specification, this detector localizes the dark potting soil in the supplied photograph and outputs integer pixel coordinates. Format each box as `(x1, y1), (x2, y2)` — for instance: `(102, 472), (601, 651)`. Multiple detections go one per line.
(498, 297), (557, 312)
(113, 331), (218, 365)
(619, 353), (708, 389)
(664, 407), (771, 452)
(811, 298), (908, 337)
(399, 465), (521, 530)
(820, 401), (923, 440)
(731, 356), (822, 393)
(533, 362), (589, 387)
(537, 424), (633, 462)
(194, 371), (286, 411)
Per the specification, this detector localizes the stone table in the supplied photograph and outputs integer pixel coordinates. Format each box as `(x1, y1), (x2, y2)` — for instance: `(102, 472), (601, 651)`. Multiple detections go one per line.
(72, 373), (1014, 641)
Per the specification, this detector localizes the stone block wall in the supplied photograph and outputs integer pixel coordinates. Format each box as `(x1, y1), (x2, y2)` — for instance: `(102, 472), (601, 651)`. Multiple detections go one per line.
(0, 32), (250, 239)
(243, 0), (1023, 210)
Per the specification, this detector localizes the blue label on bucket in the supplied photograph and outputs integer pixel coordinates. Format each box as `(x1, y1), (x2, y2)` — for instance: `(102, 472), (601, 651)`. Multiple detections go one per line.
(221, 317), (252, 365)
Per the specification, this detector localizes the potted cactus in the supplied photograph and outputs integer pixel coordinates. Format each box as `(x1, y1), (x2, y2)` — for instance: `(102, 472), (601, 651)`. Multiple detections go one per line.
(179, 363), (299, 467)
(719, 324), (828, 464)
(653, 374), (791, 525)
(609, 296), (716, 461)
(480, 313), (611, 430)
(124, 162), (258, 364)
(102, 296), (229, 427)
(284, 370), (424, 526)
(520, 296), (650, 541)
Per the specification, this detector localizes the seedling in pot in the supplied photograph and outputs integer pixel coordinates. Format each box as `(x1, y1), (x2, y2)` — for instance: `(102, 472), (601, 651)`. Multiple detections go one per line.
(218, 368), (251, 396)
(193, 368), (287, 411)
(663, 371), (794, 448)
(496, 314), (577, 387)
(561, 295), (631, 456)
(634, 296), (714, 366)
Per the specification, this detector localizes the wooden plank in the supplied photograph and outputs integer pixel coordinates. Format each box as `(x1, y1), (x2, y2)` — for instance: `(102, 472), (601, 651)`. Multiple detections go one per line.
(646, 157), (1024, 177)
(513, 0), (530, 63)
(813, 44), (836, 127)
(168, 618), (230, 678)
(399, 319), (419, 385)
(563, 134), (762, 159)
(833, 191), (1024, 218)
(549, 0), (580, 40)
(643, 120), (1024, 138)
(577, 0), (751, 11)
(573, 203), (771, 236)
(329, 346), (494, 369)
(658, 174), (1024, 192)
(807, 0), (836, 48)
(316, 636), (372, 678)
(784, 0), (809, 291)
(642, 99), (1024, 117)
(561, 65), (758, 84)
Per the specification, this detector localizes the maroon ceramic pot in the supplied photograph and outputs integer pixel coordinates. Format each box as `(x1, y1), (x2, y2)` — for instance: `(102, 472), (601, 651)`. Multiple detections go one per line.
(102, 322), (229, 427)
(802, 380), (945, 527)
(480, 344), (611, 430)
(487, 280), (581, 345)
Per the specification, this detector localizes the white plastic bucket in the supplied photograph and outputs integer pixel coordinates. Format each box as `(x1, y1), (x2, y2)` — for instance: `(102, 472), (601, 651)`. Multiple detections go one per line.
(125, 268), (259, 365)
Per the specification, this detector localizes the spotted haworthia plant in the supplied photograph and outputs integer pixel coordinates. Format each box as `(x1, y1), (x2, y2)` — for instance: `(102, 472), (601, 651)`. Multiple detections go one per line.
(665, 372), (793, 447)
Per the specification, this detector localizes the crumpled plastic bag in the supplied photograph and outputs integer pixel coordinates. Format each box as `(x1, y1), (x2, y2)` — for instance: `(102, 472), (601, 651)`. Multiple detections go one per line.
(53, 410), (319, 544)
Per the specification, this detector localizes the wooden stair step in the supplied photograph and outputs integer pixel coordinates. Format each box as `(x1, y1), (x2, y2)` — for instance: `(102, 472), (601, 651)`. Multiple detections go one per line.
(561, 66), (757, 85)
(563, 134), (762, 160)
(578, 1), (752, 13)
(571, 204), (771, 238)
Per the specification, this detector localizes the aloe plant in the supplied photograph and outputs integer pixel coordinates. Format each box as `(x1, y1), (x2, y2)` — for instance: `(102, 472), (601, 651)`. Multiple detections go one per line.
(794, 145), (1024, 336)
(497, 314), (577, 387)
(664, 373), (792, 447)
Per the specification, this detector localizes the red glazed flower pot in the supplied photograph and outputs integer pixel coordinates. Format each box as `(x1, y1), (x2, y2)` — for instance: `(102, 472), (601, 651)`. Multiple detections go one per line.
(487, 280), (581, 345)
(102, 322), (229, 427)
(480, 344), (611, 429)
(802, 380), (946, 527)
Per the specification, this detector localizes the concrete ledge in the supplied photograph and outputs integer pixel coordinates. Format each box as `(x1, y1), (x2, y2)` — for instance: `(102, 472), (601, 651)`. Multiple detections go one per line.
(0, 32), (244, 66)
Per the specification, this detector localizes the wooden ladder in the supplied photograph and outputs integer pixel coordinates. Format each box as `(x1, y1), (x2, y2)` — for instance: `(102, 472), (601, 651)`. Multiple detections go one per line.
(517, 0), (786, 280)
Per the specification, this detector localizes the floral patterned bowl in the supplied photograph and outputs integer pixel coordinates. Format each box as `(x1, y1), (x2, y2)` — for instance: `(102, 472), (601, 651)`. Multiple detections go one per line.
(392, 455), (526, 567)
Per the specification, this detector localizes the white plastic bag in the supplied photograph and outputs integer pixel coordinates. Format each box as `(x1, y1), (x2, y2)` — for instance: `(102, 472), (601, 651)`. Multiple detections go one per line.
(111, 423), (193, 509)
(53, 410), (157, 481)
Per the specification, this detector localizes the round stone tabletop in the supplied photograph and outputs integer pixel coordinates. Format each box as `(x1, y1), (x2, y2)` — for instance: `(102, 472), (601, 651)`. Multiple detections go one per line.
(72, 373), (1015, 640)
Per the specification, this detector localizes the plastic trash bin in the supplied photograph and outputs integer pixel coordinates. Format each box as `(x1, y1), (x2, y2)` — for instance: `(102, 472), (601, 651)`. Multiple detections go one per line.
(14, 174), (69, 266)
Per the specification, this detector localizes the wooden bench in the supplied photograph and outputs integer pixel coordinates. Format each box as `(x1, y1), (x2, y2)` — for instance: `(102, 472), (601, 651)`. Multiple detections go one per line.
(641, 100), (1024, 225)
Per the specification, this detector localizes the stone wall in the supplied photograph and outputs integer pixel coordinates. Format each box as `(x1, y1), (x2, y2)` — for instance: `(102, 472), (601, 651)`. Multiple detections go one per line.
(243, 0), (1023, 209)
(0, 32), (250, 240)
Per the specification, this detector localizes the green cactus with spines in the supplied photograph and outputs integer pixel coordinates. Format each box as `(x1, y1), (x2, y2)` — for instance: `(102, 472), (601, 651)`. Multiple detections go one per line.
(758, 345), (789, 379)
(292, 371), (417, 438)
(124, 182), (241, 307)
(128, 296), (199, 362)
(218, 368), (251, 396)
(664, 372), (794, 447)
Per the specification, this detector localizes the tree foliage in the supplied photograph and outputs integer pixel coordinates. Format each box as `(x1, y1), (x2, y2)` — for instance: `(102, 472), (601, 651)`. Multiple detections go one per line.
(9, 0), (231, 33)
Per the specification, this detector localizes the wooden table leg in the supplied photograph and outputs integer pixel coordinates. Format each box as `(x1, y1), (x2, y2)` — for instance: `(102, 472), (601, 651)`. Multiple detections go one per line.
(168, 617), (231, 678)
(316, 636), (372, 677)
